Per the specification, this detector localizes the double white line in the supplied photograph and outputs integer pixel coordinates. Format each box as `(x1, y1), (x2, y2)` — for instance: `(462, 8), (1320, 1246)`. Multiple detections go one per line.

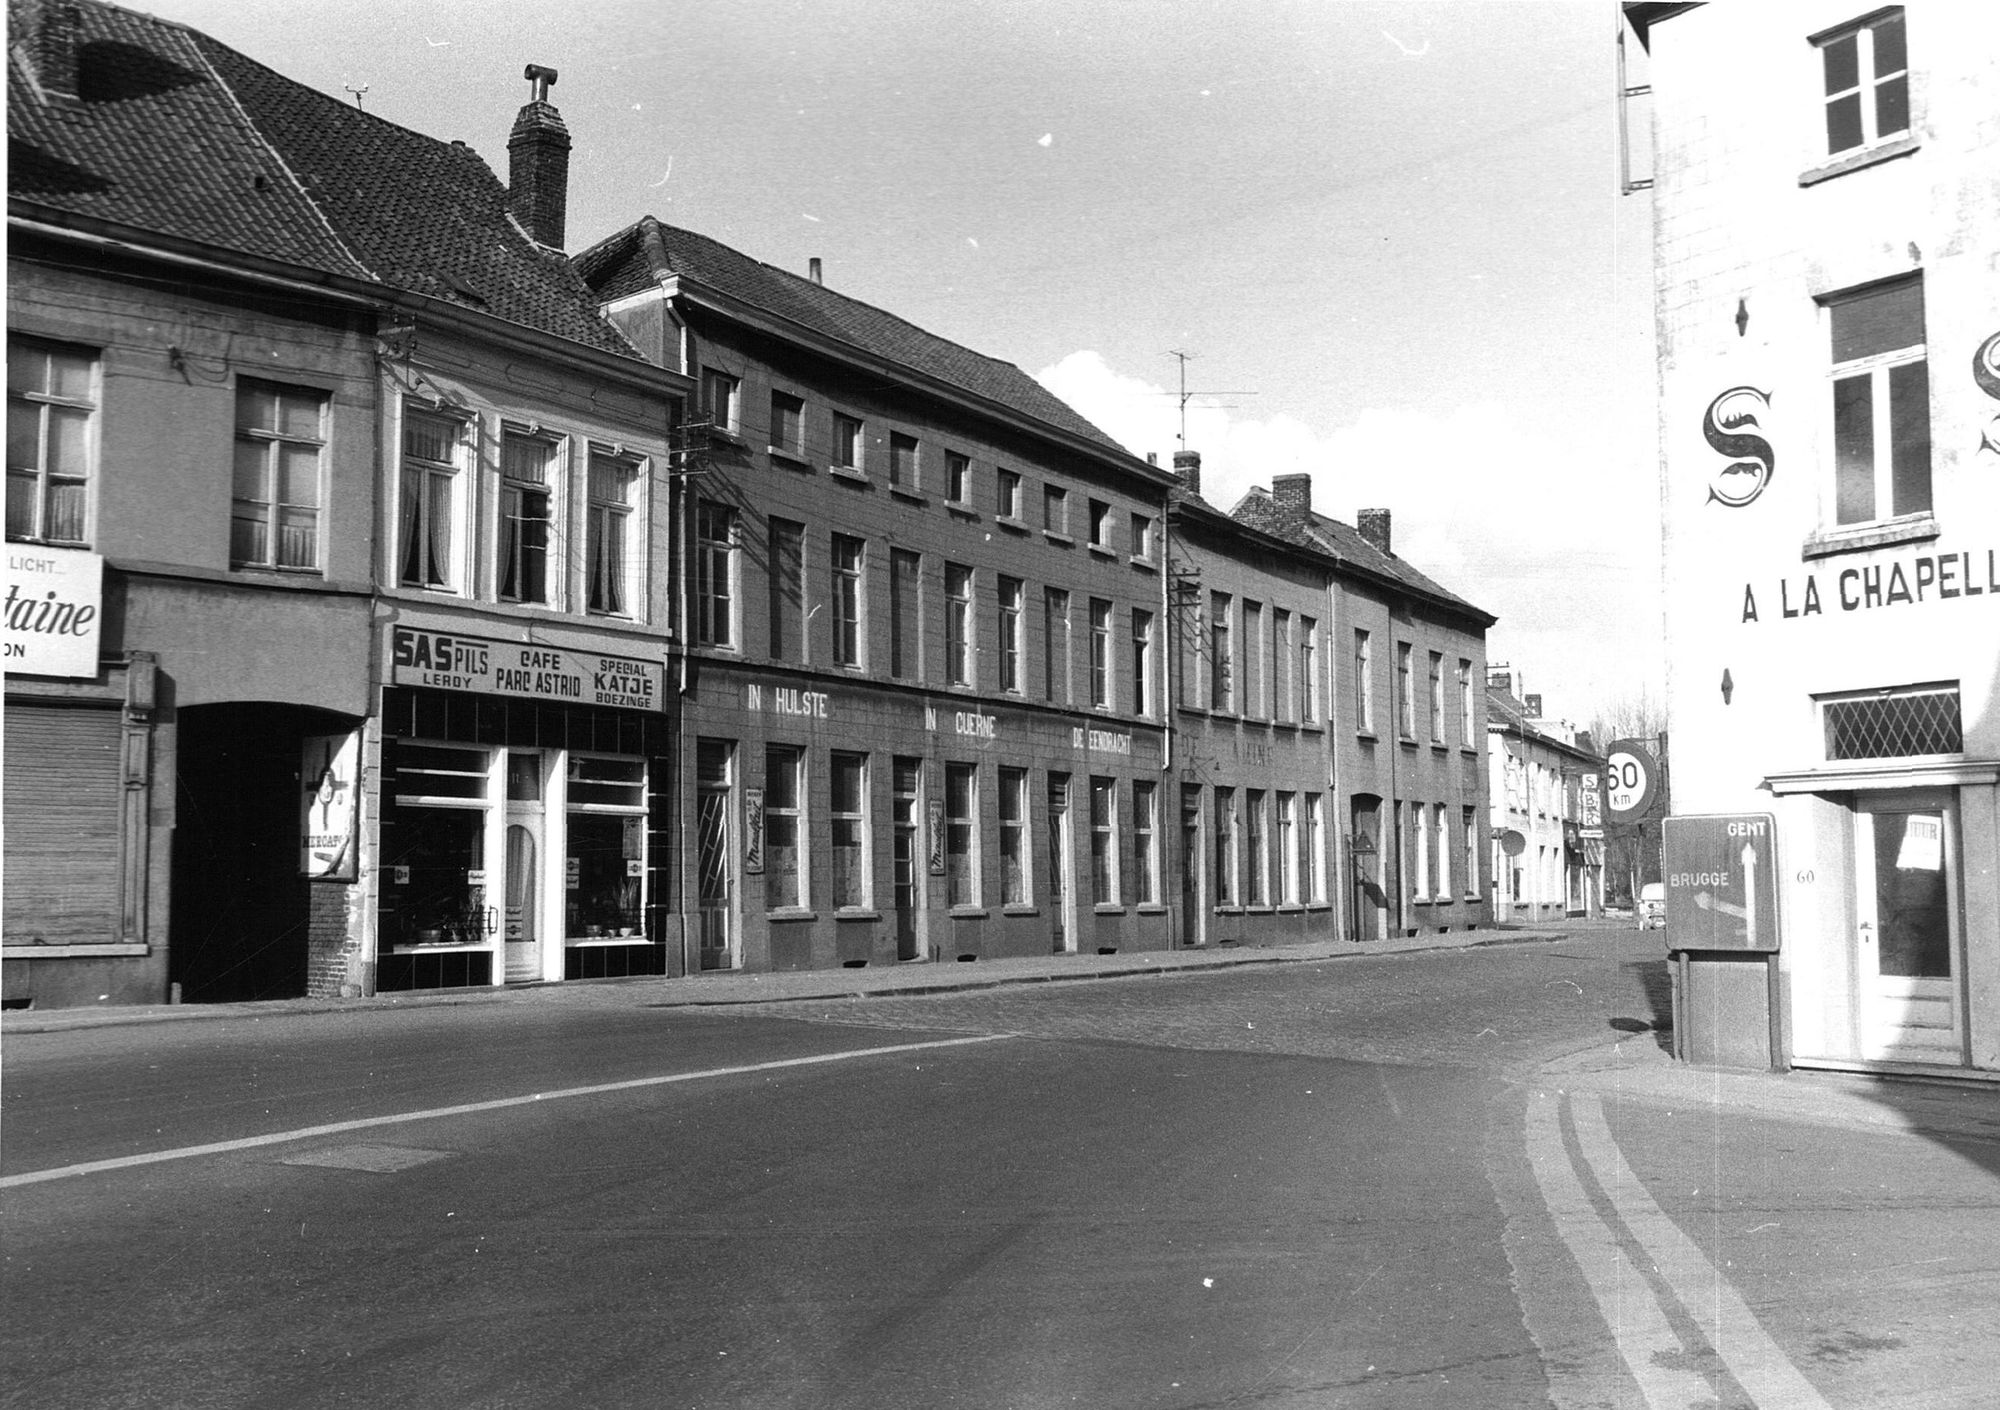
(1526, 1088), (1832, 1409)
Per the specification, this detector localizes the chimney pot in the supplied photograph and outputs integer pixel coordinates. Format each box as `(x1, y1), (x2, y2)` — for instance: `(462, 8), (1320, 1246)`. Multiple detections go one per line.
(508, 63), (572, 248)
(1525, 693), (1544, 718)
(1356, 507), (1392, 555)
(1172, 450), (1202, 496)
(809, 257), (823, 284)
(1271, 473), (1312, 528)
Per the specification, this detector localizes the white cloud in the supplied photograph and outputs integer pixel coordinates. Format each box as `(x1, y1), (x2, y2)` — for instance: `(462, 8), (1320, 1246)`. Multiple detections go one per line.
(1035, 350), (1663, 721)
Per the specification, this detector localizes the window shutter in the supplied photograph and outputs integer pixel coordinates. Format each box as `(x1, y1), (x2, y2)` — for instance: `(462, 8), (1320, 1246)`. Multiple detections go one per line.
(3, 705), (124, 944)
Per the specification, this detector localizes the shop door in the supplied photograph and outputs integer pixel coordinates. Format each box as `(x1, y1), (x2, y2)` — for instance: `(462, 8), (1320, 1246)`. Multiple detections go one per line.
(1049, 774), (1074, 953)
(502, 752), (547, 983)
(695, 741), (736, 971)
(892, 757), (922, 961)
(1180, 786), (1204, 947)
(1854, 796), (1962, 1063)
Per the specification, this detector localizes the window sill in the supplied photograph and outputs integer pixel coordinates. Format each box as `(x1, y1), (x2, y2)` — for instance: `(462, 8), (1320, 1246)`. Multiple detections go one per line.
(996, 515), (1029, 534)
(1087, 543), (1117, 560)
(945, 500), (978, 519)
(768, 448), (814, 472)
(1398, 735), (1419, 748)
(707, 429), (748, 451)
(949, 905), (989, 919)
(1798, 133), (1919, 187)
(1002, 904), (1040, 917)
(1801, 512), (1940, 561)
(1431, 742), (1449, 754)
(1044, 530), (1074, 547)
(566, 935), (651, 948)
(230, 563), (325, 580)
(1130, 557), (1158, 574)
(765, 907), (816, 921)
(829, 465), (868, 485)
(1215, 904), (1243, 915)
(1277, 904), (1306, 914)
(1092, 903), (1127, 916)
(834, 908), (881, 922)
(888, 486), (928, 506)
(1136, 904), (1168, 915)
(1356, 730), (1378, 743)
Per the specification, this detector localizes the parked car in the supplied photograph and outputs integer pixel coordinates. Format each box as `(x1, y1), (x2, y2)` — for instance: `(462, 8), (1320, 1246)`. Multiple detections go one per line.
(1638, 882), (1666, 930)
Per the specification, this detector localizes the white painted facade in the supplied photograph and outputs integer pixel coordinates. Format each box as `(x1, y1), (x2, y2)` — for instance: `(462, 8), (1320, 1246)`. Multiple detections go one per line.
(1640, 2), (2000, 1073)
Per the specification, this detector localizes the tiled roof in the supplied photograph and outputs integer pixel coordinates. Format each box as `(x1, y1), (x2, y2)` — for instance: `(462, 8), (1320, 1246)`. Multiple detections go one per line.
(9, 0), (637, 359)
(577, 216), (1130, 454)
(1228, 486), (1495, 625)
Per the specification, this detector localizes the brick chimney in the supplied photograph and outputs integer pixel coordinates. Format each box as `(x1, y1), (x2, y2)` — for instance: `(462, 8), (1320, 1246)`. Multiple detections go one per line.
(23, 0), (81, 100)
(1172, 450), (1201, 497)
(1357, 507), (1392, 555)
(809, 258), (823, 285)
(1271, 473), (1312, 530)
(1525, 693), (1544, 718)
(508, 64), (571, 249)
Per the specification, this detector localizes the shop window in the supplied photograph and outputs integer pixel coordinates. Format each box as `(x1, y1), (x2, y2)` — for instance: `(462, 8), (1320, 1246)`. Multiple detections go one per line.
(1822, 683), (1961, 759)
(1133, 780), (1158, 906)
(499, 429), (557, 604)
(832, 533), (865, 669)
(6, 337), (96, 546)
(768, 518), (804, 662)
(1305, 794), (1326, 903)
(565, 754), (646, 939)
(399, 407), (464, 589)
(586, 451), (638, 616)
(830, 751), (869, 910)
(232, 379), (325, 571)
(1826, 275), (1929, 527)
(696, 499), (737, 646)
(1213, 787), (1237, 906)
(765, 746), (804, 909)
(1816, 9), (1908, 157)
(1089, 776), (1118, 906)
(945, 763), (978, 908)
(386, 742), (492, 949)
(998, 766), (1028, 905)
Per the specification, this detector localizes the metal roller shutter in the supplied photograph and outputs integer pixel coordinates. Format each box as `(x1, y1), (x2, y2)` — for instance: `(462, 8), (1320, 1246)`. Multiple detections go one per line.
(3, 704), (124, 945)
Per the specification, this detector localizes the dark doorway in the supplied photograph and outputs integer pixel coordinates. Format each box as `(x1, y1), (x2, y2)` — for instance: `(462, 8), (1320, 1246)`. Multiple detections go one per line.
(170, 703), (338, 1002)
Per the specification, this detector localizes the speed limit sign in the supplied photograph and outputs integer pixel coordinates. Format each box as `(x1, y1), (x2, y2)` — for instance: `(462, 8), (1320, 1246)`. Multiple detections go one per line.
(1604, 739), (1659, 822)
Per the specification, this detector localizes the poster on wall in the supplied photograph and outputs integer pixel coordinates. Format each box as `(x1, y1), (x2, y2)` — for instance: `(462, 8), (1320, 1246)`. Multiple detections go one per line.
(4, 544), (102, 678)
(743, 787), (764, 874)
(301, 730), (361, 880)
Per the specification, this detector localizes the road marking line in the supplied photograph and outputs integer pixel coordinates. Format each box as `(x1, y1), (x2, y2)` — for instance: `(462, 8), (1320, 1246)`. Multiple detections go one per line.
(1569, 1094), (1835, 1410)
(1524, 1089), (1716, 1408)
(0, 1034), (1012, 1190)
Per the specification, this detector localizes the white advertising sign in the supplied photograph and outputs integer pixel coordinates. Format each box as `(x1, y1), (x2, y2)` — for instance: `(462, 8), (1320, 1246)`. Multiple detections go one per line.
(301, 730), (361, 880)
(5, 545), (103, 678)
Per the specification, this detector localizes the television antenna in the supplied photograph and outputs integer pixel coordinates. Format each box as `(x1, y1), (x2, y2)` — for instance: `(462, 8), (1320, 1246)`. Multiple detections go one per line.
(1160, 350), (1255, 447)
(344, 84), (369, 109)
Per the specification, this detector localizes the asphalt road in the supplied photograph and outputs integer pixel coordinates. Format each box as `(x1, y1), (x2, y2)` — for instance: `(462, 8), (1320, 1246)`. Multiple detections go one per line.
(4, 928), (1995, 1409)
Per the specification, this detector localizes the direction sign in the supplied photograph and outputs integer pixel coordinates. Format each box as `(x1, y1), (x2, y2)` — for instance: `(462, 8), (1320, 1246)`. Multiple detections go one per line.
(1661, 813), (1779, 951)
(1604, 738), (1659, 823)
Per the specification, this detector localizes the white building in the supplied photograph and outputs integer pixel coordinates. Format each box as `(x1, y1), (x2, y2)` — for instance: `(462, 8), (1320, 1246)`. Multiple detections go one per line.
(1486, 677), (1603, 923)
(1631, 3), (2000, 1074)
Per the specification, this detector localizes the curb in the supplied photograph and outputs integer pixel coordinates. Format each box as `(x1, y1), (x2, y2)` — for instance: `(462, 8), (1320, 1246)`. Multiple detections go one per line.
(2, 928), (1575, 1035)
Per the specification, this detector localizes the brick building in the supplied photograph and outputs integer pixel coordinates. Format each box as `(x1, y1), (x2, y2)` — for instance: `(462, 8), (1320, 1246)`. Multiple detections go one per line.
(1629, 3), (2000, 1072)
(5, 1), (685, 1006)
(1485, 678), (1606, 923)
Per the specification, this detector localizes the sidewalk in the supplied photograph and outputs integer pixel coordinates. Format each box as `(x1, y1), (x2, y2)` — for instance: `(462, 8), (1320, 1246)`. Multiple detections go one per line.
(2, 923), (1573, 1035)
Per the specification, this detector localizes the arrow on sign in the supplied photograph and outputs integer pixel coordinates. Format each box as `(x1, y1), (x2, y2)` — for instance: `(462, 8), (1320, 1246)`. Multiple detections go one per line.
(1694, 892), (1747, 921)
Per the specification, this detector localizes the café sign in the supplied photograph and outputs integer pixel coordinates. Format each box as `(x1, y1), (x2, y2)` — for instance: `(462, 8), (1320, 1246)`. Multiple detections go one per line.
(391, 627), (662, 710)
(4, 545), (102, 678)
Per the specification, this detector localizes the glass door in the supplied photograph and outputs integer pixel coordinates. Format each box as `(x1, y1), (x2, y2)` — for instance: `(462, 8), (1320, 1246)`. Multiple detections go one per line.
(1854, 793), (1961, 1063)
(695, 740), (736, 971)
(892, 758), (921, 961)
(503, 751), (546, 983)
(1048, 774), (1073, 953)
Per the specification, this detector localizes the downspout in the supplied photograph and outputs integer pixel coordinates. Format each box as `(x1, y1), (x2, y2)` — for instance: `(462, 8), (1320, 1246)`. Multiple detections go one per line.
(1160, 480), (1178, 945)
(672, 298), (696, 977)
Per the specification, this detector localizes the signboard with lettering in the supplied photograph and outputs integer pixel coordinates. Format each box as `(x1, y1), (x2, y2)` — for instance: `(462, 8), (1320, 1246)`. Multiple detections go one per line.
(1662, 813), (1779, 952)
(300, 730), (361, 880)
(1580, 772), (1602, 829)
(743, 787), (764, 874)
(1604, 739), (1659, 823)
(391, 627), (662, 710)
(5, 545), (102, 678)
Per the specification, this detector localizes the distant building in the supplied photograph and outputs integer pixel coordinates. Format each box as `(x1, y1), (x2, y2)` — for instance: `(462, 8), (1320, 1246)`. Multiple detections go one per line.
(1629, 3), (2000, 1073)
(1484, 677), (1606, 923)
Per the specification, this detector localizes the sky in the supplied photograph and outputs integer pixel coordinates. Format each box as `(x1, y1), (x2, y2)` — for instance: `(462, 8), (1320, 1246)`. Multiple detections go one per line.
(132, 0), (1662, 727)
